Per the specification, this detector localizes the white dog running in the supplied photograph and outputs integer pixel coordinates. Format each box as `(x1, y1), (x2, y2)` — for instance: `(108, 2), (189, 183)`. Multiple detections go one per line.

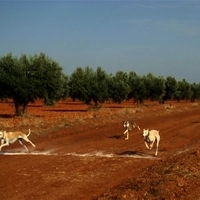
(0, 129), (36, 152)
(123, 121), (140, 140)
(143, 129), (160, 156)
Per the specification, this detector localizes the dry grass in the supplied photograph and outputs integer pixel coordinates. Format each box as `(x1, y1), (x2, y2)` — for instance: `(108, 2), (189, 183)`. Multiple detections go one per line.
(0, 99), (199, 137)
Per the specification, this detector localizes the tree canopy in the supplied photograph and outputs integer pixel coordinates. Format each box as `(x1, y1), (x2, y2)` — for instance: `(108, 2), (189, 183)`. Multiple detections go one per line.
(69, 66), (111, 105)
(0, 53), (68, 116)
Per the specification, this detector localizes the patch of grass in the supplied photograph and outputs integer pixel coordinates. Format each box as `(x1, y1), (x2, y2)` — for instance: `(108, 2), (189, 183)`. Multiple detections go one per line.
(56, 117), (71, 128)
(192, 102), (199, 107)
(86, 104), (103, 111)
(118, 107), (138, 115)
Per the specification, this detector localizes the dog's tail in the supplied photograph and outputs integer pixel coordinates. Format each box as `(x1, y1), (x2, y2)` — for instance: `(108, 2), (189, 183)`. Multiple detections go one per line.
(27, 129), (31, 137)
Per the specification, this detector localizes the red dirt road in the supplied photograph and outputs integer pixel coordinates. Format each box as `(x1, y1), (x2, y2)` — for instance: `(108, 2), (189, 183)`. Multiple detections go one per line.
(0, 101), (200, 199)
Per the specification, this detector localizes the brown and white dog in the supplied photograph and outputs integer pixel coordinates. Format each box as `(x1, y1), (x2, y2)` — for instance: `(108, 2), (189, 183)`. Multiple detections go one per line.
(0, 129), (36, 152)
(143, 129), (160, 156)
(123, 121), (140, 140)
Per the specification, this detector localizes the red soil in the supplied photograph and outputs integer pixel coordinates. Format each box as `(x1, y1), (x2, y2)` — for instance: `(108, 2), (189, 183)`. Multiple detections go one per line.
(0, 99), (200, 200)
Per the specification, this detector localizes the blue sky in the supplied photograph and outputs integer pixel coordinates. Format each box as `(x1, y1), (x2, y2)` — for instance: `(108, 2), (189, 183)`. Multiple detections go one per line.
(0, 1), (200, 83)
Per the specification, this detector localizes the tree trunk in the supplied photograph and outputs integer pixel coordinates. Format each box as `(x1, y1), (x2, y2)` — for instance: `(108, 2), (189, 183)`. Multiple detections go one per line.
(93, 99), (98, 106)
(14, 100), (28, 116)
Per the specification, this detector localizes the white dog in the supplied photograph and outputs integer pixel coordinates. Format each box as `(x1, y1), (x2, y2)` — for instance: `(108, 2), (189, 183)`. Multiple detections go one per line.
(0, 129), (36, 152)
(143, 129), (160, 156)
(123, 121), (140, 140)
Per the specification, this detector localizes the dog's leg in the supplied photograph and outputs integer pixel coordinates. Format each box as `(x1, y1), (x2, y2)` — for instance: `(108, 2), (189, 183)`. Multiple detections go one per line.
(18, 139), (29, 152)
(155, 135), (160, 156)
(125, 131), (129, 140)
(123, 129), (128, 135)
(1, 139), (5, 146)
(22, 137), (36, 148)
(123, 129), (129, 140)
(149, 139), (155, 150)
(0, 141), (10, 151)
(155, 139), (158, 156)
(144, 141), (150, 150)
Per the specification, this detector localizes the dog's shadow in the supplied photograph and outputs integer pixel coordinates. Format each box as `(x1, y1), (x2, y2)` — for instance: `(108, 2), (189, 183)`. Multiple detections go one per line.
(108, 135), (125, 140)
(0, 149), (29, 155)
(116, 150), (145, 156)
(0, 151), (6, 155)
(0, 151), (17, 155)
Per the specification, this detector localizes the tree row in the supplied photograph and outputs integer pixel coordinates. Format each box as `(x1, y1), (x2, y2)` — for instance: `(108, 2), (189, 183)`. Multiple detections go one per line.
(1, 53), (200, 116)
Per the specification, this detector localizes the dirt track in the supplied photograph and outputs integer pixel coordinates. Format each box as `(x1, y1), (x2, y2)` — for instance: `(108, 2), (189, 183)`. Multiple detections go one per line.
(0, 101), (200, 199)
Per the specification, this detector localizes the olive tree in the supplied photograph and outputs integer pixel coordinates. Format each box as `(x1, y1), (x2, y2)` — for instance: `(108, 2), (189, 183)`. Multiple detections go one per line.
(143, 73), (165, 102)
(127, 71), (146, 104)
(69, 66), (110, 105)
(174, 79), (191, 102)
(190, 82), (200, 102)
(161, 76), (178, 104)
(109, 71), (130, 103)
(0, 53), (68, 116)
(68, 67), (85, 101)
(90, 67), (111, 105)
